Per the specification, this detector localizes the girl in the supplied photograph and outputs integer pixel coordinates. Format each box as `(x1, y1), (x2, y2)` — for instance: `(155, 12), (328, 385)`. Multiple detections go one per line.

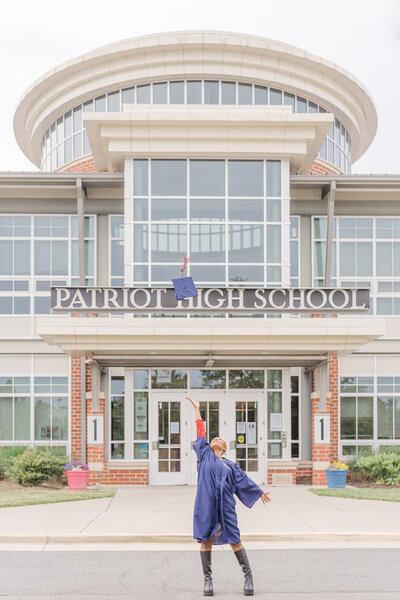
(186, 396), (271, 596)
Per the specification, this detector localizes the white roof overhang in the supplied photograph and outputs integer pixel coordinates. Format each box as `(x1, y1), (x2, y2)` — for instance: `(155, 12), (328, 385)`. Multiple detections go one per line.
(83, 107), (333, 174)
(36, 316), (386, 368)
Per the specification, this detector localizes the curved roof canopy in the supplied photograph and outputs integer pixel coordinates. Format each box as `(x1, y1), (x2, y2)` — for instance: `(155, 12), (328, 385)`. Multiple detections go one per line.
(14, 30), (377, 168)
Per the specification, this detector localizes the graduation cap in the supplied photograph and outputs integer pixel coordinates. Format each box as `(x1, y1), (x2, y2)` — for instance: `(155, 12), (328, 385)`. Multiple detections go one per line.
(172, 256), (198, 301)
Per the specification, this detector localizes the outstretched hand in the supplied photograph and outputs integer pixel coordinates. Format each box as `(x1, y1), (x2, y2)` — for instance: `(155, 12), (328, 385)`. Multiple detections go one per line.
(260, 491), (271, 505)
(185, 396), (200, 409)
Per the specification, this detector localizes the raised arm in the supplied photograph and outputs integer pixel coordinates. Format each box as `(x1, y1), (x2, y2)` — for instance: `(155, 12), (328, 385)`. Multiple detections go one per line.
(185, 397), (206, 438)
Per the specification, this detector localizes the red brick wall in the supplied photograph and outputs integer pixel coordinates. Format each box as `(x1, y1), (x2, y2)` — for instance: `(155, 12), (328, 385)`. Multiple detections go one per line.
(311, 353), (339, 485)
(60, 157), (97, 172)
(70, 355), (149, 485)
(308, 158), (342, 175)
(70, 356), (83, 461)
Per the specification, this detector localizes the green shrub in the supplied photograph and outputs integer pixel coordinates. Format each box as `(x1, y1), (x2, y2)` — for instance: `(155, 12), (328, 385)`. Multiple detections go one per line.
(0, 446), (27, 479)
(5, 448), (66, 486)
(349, 451), (400, 485)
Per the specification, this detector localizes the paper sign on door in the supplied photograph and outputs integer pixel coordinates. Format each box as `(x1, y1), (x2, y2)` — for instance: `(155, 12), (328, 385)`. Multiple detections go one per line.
(247, 422), (256, 444)
(170, 421), (180, 434)
(270, 412), (283, 431)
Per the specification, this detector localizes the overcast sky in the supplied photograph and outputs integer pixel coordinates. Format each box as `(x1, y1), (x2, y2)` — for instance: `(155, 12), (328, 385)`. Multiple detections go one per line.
(2, 0), (399, 173)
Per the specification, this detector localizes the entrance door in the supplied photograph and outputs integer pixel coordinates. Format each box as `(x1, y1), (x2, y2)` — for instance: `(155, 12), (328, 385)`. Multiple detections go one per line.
(228, 391), (265, 485)
(188, 391), (227, 485)
(149, 391), (189, 485)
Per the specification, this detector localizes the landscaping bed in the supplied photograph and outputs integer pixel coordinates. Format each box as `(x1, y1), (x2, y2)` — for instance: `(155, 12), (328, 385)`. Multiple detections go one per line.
(309, 486), (400, 502)
(0, 478), (116, 508)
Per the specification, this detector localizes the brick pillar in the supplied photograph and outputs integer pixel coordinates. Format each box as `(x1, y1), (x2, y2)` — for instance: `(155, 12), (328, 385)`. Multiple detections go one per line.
(70, 356), (82, 461)
(311, 352), (339, 485)
(86, 361), (107, 484)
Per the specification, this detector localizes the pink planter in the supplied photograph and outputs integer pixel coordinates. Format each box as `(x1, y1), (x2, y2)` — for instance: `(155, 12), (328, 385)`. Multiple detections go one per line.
(66, 470), (89, 490)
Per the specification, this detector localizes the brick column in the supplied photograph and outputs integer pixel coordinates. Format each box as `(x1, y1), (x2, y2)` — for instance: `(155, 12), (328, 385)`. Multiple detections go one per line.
(70, 356), (82, 461)
(311, 352), (339, 485)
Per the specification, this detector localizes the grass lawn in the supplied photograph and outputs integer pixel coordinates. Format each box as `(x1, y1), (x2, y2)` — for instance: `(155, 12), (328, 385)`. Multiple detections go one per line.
(309, 487), (400, 502)
(0, 484), (117, 508)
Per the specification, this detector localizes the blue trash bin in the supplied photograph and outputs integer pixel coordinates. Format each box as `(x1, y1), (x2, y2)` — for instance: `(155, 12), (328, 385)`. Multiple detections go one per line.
(325, 469), (348, 488)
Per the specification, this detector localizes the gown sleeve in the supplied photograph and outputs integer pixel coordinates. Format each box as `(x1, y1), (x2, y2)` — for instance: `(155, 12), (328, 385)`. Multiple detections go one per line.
(193, 419), (211, 461)
(232, 462), (264, 508)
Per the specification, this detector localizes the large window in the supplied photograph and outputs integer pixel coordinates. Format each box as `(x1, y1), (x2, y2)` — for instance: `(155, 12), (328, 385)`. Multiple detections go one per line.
(41, 80), (351, 173)
(129, 159), (283, 288)
(109, 369), (295, 463)
(110, 216), (124, 285)
(340, 375), (400, 457)
(0, 375), (68, 453)
(0, 215), (95, 314)
(313, 216), (400, 315)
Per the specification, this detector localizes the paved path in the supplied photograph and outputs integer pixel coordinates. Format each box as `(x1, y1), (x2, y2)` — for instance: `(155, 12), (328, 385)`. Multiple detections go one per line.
(0, 485), (400, 542)
(1, 548), (400, 599)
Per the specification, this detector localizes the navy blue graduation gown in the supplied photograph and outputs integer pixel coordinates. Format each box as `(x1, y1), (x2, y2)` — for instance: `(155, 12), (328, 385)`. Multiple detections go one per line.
(193, 435), (264, 545)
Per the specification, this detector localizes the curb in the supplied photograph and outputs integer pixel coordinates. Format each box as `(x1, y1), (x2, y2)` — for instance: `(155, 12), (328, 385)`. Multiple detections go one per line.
(2, 532), (400, 544)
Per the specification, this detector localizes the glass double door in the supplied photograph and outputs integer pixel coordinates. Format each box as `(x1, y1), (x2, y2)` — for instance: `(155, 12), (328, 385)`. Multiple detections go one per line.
(149, 390), (265, 485)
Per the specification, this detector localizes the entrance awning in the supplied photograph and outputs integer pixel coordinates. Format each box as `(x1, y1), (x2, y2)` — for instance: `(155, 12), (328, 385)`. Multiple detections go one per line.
(37, 316), (386, 368)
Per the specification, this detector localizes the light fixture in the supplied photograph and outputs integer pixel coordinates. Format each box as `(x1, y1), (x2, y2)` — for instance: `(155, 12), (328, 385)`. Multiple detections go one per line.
(205, 355), (214, 368)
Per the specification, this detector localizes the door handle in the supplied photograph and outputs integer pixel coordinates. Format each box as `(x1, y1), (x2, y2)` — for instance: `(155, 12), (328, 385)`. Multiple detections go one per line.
(152, 440), (159, 450)
(229, 440), (236, 450)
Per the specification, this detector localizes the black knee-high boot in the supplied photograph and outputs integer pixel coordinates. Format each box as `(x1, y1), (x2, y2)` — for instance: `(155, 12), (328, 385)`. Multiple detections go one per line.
(234, 548), (254, 596)
(200, 550), (214, 596)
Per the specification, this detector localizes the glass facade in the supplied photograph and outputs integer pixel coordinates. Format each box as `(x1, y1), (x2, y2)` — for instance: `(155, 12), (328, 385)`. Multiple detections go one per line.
(109, 369), (290, 462)
(0, 215), (95, 314)
(126, 159), (285, 288)
(340, 376), (400, 457)
(313, 216), (400, 315)
(0, 375), (68, 452)
(40, 79), (351, 173)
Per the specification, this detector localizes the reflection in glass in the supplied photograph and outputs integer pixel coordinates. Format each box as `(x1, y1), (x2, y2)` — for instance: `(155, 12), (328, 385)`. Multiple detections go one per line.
(228, 265), (263, 282)
(151, 225), (186, 262)
(152, 198), (186, 221)
(191, 225), (225, 262)
(152, 370), (188, 389)
(134, 198), (148, 221)
(35, 397), (50, 440)
(111, 396), (124, 441)
(340, 397), (356, 439)
(190, 199), (225, 221)
(191, 370), (226, 389)
(0, 398), (12, 439)
(228, 225), (264, 263)
(378, 396), (393, 439)
(228, 199), (263, 222)
(230, 370), (264, 388)
(133, 225), (148, 262)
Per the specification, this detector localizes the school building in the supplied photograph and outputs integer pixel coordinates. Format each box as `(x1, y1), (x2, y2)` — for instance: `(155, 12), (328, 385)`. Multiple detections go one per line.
(2, 30), (398, 486)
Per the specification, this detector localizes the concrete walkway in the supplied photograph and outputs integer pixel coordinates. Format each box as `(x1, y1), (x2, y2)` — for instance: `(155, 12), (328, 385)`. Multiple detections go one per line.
(0, 485), (400, 544)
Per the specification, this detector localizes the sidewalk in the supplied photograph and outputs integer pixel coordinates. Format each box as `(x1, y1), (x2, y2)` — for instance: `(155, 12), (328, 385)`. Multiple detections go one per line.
(1, 485), (400, 544)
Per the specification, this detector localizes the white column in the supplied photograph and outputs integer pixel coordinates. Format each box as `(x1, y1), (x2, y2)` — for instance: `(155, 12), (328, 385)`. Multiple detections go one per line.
(124, 158), (134, 286)
(281, 160), (291, 287)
